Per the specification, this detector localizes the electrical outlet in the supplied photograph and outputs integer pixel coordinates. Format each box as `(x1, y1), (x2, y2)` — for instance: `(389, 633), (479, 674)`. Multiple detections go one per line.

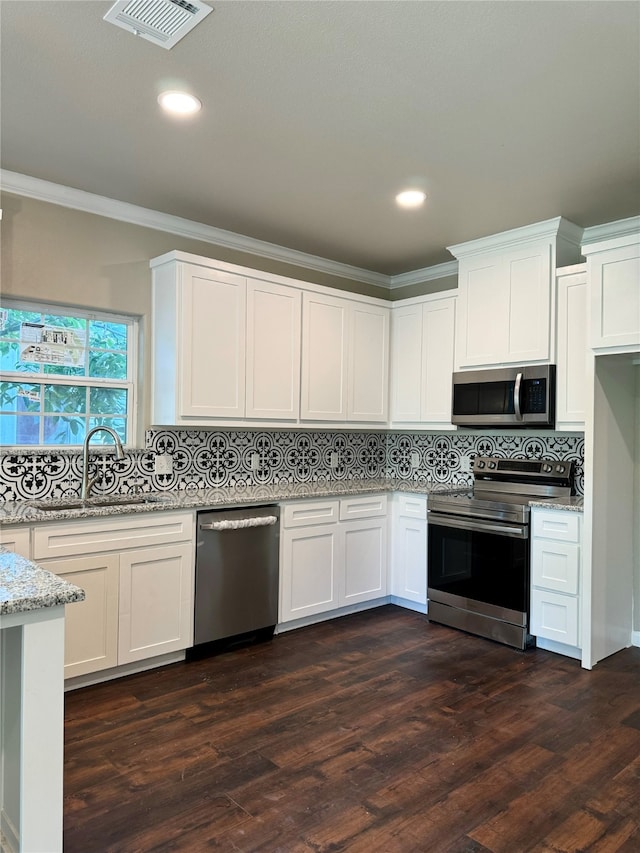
(410, 450), (420, 469)
(330, 451), (339, 468)
(460, 455), (472, 474)
(154, 453), (173, 475)
(251, 452), (260, 471)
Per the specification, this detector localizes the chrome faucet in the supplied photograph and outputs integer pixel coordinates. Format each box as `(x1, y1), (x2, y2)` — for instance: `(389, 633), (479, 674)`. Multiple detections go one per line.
(81, 426), (125, 501)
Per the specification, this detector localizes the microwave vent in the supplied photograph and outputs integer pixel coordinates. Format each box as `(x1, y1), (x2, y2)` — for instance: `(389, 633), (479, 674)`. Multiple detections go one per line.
(103, 0), (213, 49)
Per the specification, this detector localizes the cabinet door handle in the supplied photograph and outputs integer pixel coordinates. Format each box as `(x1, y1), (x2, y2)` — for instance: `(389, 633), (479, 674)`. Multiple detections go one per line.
(199, 515), (278, 532)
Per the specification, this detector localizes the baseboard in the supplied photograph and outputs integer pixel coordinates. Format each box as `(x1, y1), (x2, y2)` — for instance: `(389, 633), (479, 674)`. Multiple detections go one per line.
(535, 637), (582, 661)
(632, 630), (640, 648)
(276, 598), (389, 634)
(64, 650), (186, 692)
(388, 595), (427, 614)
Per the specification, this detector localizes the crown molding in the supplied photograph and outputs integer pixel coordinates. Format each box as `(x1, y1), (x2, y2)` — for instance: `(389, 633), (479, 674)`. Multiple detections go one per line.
(581, 215), (640, 252)
(447, 216), (583, 259)
(0, 170), (392, 289)
(389, 260), (458, 290)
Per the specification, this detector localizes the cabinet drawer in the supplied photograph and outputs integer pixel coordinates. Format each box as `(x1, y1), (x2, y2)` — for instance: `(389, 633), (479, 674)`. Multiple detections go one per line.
(396, 494), (427, 520)
(532, 540), (579, 595)
(531, 588), (579, 647)
(339, 494), (387, 521)
(532, 509), (580, 543)
(282, 500), (339, 528)
(33, 511), (194, 559)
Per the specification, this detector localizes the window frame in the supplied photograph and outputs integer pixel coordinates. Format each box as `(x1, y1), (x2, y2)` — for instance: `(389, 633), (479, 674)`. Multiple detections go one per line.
(0, 298), (139, 449)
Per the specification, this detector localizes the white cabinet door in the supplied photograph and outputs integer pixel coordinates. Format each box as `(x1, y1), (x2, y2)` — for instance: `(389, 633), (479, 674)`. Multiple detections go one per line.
(246, 280), (301, 420)
(348, 302), (389, 422)
(504, 242), (552, 363)
(590, 242), (640, 351)
(280, 524), (341, 621)
(0, 526), (30, 558)
(456, 252), (505, 367)
(454, 239), (555, 369)
(531, 588), (579, 647)
(390, 303), (423, 422)
(41, 554), (119, 678)
(421, 297), (456, 423)
(556, 266), (587, 429)
(343, 518), (387, 605)
(118, 543), (194, 665)
(180, 264), (246, 418)
(391, 508), (427, 606)
(301, 292), (348, 420)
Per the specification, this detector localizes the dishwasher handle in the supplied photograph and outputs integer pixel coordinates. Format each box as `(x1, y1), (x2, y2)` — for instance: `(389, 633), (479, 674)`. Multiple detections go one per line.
(199, 515), (279, 532)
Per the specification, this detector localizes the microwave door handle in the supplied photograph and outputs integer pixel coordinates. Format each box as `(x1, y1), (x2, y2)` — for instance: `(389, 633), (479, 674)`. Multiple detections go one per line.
(514, 372), (523, 421)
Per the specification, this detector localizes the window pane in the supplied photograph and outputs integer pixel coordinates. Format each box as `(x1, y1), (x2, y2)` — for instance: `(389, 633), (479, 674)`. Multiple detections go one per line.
(44, 384), (87, 414)
(0, 308), (42, 340)
(88, 351), (127, 379)
(0, 413), (40, 445)
(88, 417), (126, 443)
(89, 320), (127, 351)
(89, 387), (127, 414)
(44, 415), (86, 445)
(0, 381), (41, 413)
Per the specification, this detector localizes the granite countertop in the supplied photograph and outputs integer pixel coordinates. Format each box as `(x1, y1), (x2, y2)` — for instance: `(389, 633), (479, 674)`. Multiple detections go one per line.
(529, 496), (584, 512)
(0, 549), (85, 616)
(0, 478), (467, 525)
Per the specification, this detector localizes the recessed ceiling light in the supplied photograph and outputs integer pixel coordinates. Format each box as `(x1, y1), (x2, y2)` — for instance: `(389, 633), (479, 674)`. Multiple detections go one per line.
(395, 189), (427, 209)
(158, 90), (202, 117)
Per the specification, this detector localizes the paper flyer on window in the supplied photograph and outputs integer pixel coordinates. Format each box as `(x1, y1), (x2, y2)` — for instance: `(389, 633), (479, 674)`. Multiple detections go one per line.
(19, 322), (85, 367)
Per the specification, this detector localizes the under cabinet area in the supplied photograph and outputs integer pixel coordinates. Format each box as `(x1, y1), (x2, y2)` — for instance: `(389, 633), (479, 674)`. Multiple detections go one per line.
(279, 496), (388, 626)
(530, 507), (582, 659)
(31, 512), (195, 678)
(390, 294), (456, 428)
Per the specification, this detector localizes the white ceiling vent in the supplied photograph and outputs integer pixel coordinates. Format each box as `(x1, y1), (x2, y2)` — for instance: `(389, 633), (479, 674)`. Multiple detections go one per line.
(104, 0), (212, 50)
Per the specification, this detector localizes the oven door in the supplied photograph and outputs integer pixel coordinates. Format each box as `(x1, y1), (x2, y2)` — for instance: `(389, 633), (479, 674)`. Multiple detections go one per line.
(427, 513), (530, 624)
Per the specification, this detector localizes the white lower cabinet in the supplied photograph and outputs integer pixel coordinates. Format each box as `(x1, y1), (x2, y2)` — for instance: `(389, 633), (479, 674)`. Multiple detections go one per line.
(280, 496), (387, 624)
(530, 507), (582, 657)
(31, 512), (195, 679)
(0, 525), (31, 558)
(390, 494), (427, 611)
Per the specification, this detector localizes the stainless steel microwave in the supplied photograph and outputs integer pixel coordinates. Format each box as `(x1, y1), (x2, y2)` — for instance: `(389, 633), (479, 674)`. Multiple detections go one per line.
(451, 365), (556, 428)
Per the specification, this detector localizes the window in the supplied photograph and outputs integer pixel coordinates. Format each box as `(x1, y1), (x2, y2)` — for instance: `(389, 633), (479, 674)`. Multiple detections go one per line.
(0, 300), (137, 447)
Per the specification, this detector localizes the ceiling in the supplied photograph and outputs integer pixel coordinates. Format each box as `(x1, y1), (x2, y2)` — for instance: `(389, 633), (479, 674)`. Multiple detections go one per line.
(1, 0), (639, 278)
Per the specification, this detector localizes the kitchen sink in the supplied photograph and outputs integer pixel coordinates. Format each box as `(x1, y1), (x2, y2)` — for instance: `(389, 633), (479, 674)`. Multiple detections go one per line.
(27, 495), (165, 512)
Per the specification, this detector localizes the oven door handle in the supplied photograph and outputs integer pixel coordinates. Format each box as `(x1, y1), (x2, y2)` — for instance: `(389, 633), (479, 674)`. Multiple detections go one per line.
(428, 514), (528, 539)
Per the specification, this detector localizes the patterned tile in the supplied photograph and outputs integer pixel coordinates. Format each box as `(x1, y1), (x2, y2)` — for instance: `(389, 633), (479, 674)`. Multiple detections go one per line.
(0, 428), (584, 501)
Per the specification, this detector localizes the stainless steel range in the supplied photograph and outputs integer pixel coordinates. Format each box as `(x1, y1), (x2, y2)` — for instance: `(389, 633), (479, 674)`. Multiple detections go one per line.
(427, 456), (573, 649)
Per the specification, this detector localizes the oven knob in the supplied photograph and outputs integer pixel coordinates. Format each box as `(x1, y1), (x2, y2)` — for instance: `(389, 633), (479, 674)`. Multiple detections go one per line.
(477, 461), (485, 469)
(542, 463), (553, 473)
(555, 464), (565, 474)
(488, 461), (497, 469)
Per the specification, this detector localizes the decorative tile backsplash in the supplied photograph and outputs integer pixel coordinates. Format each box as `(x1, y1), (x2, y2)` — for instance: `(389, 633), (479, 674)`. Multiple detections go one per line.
(0, 429), (584, 502)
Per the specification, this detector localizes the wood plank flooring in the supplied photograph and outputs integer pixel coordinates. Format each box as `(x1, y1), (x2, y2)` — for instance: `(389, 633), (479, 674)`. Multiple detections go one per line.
(63, 605), (640, 852)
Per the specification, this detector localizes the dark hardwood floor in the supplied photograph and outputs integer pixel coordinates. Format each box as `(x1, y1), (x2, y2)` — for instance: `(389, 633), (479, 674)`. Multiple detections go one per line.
(63, 605), (640, 852)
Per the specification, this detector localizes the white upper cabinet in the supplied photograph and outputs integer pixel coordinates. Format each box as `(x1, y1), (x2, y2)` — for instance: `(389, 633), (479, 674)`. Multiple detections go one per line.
(152, 251), (388, 427)
(151, 253), (302, 425)
(301, 292), (349, 420)
(246, 280), (301, 420)
(301, 292), (389, 423)
(449, 217), (583, 370)
(582, 221), (640, 353)
(390, 293), (456, 427)
(556, 264), (587, 430)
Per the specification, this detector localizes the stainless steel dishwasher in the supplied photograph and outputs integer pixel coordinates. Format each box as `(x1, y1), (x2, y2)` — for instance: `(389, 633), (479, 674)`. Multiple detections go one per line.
(190, 505), (280, 656)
